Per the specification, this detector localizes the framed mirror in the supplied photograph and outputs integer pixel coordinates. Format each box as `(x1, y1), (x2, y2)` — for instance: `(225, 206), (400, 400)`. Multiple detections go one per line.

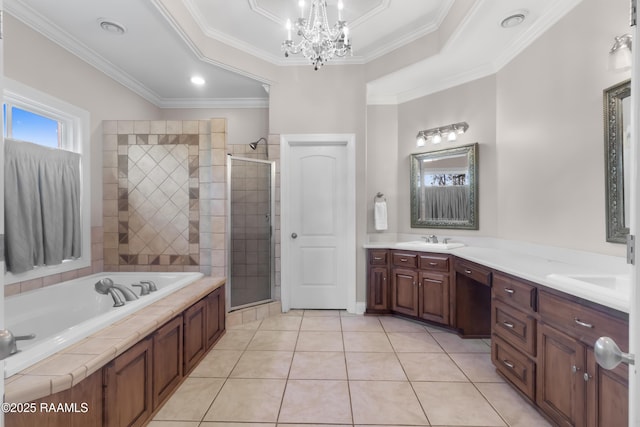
(604, 79), (630, 243)
(410, 142), (478, 229)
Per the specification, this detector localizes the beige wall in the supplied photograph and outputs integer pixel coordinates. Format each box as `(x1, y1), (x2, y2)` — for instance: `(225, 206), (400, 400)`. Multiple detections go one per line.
(4, 15), (161, 227)
(159, 108), (268, 146)
(495, 0), (629, 256)
(396, 75), (498, 237)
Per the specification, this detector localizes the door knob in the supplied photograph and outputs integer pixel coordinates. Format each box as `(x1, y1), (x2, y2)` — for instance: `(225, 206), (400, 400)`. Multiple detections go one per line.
(594, 336), (635, 369)
(291, 232), (298, 239)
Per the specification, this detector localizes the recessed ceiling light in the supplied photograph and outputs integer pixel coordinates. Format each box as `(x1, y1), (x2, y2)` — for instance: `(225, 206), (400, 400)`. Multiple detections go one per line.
(500, 12), (527, 29)
(190, 76), (206, 86)
(98, 18), (126, 35)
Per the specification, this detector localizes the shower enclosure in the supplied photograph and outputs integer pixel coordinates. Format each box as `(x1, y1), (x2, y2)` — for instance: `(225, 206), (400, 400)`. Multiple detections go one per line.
(226, 155), (275, 310)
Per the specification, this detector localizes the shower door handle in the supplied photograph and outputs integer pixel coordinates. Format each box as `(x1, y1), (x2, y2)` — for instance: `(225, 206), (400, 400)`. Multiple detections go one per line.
(291, 233), (298, 239)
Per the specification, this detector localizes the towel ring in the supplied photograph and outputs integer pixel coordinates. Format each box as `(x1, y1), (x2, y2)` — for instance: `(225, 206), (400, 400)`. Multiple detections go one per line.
(374, 192), (386, 203)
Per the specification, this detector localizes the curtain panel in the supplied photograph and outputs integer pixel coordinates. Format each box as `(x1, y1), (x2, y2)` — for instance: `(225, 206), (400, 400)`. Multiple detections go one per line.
(4, 138), (81, 274)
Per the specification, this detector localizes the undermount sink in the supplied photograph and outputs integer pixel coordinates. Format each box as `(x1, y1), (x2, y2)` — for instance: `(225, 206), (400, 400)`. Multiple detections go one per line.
(545, 273), (630, 290)
(398, 241), (466, 250)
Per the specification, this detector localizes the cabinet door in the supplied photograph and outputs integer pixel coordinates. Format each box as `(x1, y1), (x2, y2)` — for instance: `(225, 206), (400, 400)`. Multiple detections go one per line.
(586, 348), (628, 427)
(536, 323), (586, 427)
(153, 316), (183, 410)
(418, 271), (449, 325)
(391, 268), (419, 317)
(368, 266), (389, 312)
(184, 298), (207, 374)
(206, 286), (225, 349)
(104, 337), (153, 427)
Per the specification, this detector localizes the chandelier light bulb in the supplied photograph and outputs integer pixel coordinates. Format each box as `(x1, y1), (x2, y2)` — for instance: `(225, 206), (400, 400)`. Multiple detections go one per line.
(338, 0), (344, 20)
(286, 19), (292, 40)
(432, 133), (442, 144)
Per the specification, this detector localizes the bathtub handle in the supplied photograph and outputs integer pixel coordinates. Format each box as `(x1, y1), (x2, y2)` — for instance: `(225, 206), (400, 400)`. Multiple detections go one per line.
(0, 329), (36, 360)
(140, 280), (157, 292)
(132, 283), (150, 296)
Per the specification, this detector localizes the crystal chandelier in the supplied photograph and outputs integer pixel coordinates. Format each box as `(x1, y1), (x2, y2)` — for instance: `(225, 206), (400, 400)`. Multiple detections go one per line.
(282, 0), (352, 70)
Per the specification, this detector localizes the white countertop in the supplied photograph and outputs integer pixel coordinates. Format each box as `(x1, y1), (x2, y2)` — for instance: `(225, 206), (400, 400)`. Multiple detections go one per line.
(364, 236), (631, 313)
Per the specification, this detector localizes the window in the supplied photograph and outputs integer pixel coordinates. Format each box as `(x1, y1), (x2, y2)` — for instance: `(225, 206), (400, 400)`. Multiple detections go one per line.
(3, 78), (91, 284)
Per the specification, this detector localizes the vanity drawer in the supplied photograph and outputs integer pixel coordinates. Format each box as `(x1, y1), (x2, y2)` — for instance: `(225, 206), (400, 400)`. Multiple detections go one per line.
(492, 273), (537, 313)
(538, 291), (628, 351)
(369, 250), (389, 266)
(393, 252), (418, 268)
(492, 335), (536, 401)
(418, 254), (450, 272)
(454, 259), (492, 286)
(492, 299), (536, 356)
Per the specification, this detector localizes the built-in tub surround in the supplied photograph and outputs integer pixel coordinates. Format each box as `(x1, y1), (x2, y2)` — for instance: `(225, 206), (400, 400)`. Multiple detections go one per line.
(364, 235), (630, 312)
(103, 119), (227, 277)
(5, 275), (224, 404)
(5, 272), (203, 377)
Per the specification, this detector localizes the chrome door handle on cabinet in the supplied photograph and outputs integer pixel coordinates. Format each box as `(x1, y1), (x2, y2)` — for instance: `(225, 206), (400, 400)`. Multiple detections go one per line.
(574, 318), (594, 329)
(291, 232), (298, 239)
(504, 288), (515, 294)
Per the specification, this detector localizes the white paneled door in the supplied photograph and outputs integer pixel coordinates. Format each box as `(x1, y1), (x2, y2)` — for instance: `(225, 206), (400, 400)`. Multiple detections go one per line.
(281, 134), (356, 312)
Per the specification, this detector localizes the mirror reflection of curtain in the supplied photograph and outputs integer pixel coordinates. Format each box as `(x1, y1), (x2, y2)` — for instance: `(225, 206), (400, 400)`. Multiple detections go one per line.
(4, 138), (81, 273)
(421, 186), (470, 220)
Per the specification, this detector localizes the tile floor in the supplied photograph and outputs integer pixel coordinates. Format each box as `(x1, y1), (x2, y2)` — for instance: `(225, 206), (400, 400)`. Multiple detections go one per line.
(149, 310), (551, 427)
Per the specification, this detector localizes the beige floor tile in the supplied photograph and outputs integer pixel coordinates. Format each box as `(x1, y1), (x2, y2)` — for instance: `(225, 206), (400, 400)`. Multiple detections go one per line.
(280, 424), (350, 427)
(477, 383), (552, 427)
(201, 424), (274, 427)
(341, 316), (384, 332)
(247, 331), (299, 351)
(289, 352), (347, 380)
(282, 309), (304, 316)
(147, 421), (199, 427)
(278, 380), (352, 424)
(204, 379), (286, 422)
(296, 331), (344, 352)
(450, 353), (505, 383)
(259, 315), (302, 331)
(303, 309), (341, 317)
(300, 316), (342, 331)
(379, 316), (428, 332)
(228, 320), (263, 330)
(230, 351), (293, 379)
(190, 349), (243, 378)
(388, 332), (443, 352)
(432, 333), (491, 353)
(345, 352), (407, 380)
(343, 332), (393, 352)
(213, 330), (256, 350)
(350, 381), (428, 425)
(398, 353), (468, 382)
(412, 382), (506, 426)
(154, 377), (225, 421)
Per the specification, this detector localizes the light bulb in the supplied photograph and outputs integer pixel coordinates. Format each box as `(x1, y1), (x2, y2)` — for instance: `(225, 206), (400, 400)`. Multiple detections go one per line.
(416, 135), (426, 147)
(432, 133), (442, 144)
(448, 131), (457, 141)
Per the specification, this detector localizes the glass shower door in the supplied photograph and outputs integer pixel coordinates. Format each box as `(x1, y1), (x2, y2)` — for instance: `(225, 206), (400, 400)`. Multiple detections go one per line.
(227, 156), (274, 309)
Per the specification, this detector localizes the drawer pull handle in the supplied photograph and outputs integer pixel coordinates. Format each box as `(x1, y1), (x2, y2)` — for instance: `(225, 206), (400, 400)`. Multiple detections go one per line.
(429, 262), (438, 266)
(465, 269), (472, 274)
(502, 321), (515, 329)
(401, 258), (408, 262)
(502, 359), (515, 369)
(504, 288), (515, 294)
(373, 257), (383, 260)
(574, 318), (594, 329)
(423, 278), (443, 284)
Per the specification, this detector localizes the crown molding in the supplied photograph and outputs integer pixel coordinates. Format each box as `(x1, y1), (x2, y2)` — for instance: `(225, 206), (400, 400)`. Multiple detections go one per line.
(6, 0), (164, 106)
(157, 97), (269, 109)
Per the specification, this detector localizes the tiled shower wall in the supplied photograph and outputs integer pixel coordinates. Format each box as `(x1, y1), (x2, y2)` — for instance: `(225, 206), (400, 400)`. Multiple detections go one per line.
(103, 119), (227, 276)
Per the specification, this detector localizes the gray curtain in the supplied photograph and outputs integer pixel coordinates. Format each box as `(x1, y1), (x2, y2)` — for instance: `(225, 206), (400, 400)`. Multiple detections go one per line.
(422, 186), (470, 220)
(4, 138), (81, 274)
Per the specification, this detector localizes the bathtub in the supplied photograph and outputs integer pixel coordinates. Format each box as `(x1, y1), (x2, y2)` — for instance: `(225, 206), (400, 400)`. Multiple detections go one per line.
(4, 272), (204, 378)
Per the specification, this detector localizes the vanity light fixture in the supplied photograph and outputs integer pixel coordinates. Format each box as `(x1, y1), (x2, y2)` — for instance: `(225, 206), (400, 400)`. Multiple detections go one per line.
(609, 34), (632, 71)
(416, 122), (469, 147)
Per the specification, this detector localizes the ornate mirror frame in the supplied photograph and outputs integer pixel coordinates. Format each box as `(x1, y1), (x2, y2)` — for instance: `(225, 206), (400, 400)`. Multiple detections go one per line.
(604, 79), (630, 243)
(410, 142), (479, 230)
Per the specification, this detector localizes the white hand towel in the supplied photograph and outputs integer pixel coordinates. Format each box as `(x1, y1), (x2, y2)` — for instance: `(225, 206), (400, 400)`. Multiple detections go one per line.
(374, 200), (388, 231)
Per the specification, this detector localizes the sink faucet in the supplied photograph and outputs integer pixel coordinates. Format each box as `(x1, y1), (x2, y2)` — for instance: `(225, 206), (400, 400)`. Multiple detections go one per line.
(428, 235), (438, 243)
(95, 278), (138, 307)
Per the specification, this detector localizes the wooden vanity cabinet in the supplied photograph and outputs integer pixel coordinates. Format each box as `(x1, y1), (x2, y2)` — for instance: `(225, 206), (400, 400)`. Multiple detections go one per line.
(454, 258), (491, 337)
(205, 286), (226, 348)
(536, 290), (629, 427)
(153, 316), (183, 410)
(183, 298), (207, 375)
(104, 337), (154, 427)
(367, 250), (390, 313)
(384, 250), (452, 326)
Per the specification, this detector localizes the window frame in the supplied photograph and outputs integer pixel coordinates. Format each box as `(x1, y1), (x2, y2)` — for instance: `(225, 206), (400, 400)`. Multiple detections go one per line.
(3, 78), (91, 285)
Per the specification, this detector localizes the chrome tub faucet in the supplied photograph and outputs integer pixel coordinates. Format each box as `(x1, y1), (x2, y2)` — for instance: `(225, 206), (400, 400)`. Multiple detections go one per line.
(95, 278), (138, 307)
